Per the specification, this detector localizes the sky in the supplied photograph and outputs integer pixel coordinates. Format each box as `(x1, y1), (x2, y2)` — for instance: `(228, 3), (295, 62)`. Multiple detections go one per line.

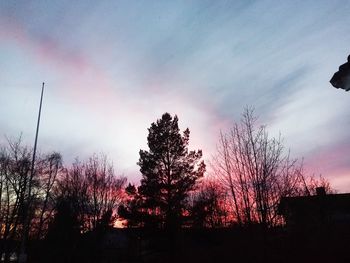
(1, 0), (350, 191)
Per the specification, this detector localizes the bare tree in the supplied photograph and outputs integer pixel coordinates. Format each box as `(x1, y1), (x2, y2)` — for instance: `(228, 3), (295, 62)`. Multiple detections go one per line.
(0, 137), (127, 262)
(85, 154), (126, 230)
(187, 179), (230, 228)
(56, 154), (126, 232)
(0, 137), (32, 261)
(301, 174), (334, 196)
(32, 152), (63, 239)
(213, 107), (306, 227)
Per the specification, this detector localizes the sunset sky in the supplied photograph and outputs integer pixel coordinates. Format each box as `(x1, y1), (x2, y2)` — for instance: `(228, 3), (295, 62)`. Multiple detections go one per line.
(1, 1), (350, 191)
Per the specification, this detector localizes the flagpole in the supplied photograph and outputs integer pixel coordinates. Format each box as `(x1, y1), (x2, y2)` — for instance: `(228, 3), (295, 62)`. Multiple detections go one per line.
(30, 82), (44, 180)
(19, 82), (45, 263)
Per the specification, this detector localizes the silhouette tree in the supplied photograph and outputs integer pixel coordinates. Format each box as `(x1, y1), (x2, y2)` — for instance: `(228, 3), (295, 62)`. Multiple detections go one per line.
(213, 107), (307, 227)
(45, 196), (81, 263)
(56, 155), (126, 232)
(188, 180), (229, 228)
(0, 138), (32, 262)
(97, 209), (115, 231)
(137, 113), (205, 230)
(0, 138), (127, 261)
(33, 152), (63, 240)
(118, 183), (145, 227)
(301, 174), (334, 196)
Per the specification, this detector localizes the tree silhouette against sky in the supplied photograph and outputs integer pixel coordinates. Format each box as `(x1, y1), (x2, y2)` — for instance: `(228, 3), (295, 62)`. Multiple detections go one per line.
(138, 113), (205, 230)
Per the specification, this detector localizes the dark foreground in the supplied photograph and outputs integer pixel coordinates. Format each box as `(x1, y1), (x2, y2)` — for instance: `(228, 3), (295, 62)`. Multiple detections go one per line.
(4, 226), (350, 263)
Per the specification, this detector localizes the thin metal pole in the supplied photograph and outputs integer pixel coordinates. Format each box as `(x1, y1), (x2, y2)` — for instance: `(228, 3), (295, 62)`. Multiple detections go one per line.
(30, 82), (44, 183)
(19, 82), (45, 263)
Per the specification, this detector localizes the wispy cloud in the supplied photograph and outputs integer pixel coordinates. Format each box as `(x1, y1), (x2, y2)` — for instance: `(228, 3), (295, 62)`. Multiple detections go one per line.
(1, 1), (350, 188)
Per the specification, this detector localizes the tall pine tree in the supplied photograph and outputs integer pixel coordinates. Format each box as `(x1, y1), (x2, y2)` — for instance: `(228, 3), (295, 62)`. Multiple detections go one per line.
(138, 113), (205, 229)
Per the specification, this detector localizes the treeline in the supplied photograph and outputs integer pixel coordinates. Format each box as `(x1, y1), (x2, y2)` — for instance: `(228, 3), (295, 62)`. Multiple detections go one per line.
(0, 139), (126, 261)
(0, 108), (331, 261)
(118, 108), (331, 230)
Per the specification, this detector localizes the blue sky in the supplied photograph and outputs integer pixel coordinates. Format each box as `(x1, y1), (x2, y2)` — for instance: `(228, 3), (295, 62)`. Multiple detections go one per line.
(1, 0), (350, 190)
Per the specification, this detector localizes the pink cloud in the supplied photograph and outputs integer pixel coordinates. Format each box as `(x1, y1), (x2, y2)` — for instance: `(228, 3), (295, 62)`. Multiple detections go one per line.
(304, 141), (350, 192)
(0, 18), (118, 106)
(0, 16), (240, 181)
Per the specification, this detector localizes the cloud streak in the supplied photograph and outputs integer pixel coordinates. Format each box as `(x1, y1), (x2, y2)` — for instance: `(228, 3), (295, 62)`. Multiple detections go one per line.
(1, 1), (350, 188)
